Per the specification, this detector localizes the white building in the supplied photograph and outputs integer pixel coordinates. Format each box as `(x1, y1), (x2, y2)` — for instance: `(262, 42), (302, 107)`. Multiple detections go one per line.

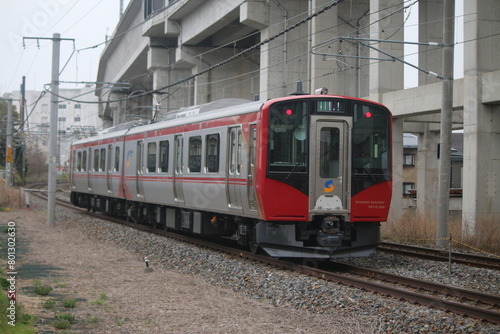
(11, 85), (103, 167)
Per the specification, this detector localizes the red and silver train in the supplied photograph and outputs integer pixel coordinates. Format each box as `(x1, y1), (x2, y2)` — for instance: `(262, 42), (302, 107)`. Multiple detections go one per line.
(69, 93), (392, 258)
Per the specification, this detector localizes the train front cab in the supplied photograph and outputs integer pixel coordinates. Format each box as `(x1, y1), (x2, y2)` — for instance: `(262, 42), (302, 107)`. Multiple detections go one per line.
(254, 96), (392, 259)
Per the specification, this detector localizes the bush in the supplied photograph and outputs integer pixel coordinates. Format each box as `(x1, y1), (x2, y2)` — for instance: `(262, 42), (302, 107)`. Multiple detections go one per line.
(33, 286), (52, 296)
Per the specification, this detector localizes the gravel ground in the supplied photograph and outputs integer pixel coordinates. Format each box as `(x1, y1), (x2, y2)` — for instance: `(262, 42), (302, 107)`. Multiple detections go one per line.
(4, 196), (500, 333)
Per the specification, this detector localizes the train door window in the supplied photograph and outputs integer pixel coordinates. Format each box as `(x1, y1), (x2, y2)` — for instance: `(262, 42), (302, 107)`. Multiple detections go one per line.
(137, 141), (144, 174)
(159, 140), (169, 173)
(147, 142), (157, 173)
(237, 129), (242, 174)
(188, 136), (202, 173)
(77, 151), (82, 171)
(114, 146), (120, 172)
(100, 148), (106, 172)
(205, 134), (219, 173)
(107, 145), (112, 172)
(175, 136), (183, 174)
(319, 128), (340, 178)
(229, 129), (236, 174)
(82, 150), (87, 172)
(93, 149), (99, 172)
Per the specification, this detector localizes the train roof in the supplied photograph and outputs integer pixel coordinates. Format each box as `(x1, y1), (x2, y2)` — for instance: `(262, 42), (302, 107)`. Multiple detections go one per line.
(71, 94), (391, 146)
(71, 98), (263, 146)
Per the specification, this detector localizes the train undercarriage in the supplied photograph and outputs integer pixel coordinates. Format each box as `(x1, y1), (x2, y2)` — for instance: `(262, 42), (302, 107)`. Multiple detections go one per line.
(71, 192), (380, 259)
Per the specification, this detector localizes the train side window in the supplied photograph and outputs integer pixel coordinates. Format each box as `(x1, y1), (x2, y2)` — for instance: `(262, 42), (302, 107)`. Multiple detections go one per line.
(147, 142), (157, 173)
(205, 134), (219, 173)
(82, 151), (87, 172)
(188, 136), (202, 173)
(77, 151), (82, 171)
(114, 146), (120, 172)
(100, 148), (106, 172)
(229, 127), (242, 175)
(159, 140), (169, 173)
(250, 128), (256, 167)
(93, 149), (99, 172)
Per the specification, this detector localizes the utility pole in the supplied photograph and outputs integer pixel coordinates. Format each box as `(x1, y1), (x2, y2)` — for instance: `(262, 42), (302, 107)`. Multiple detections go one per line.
(5, 98), (13, 188)
(20, 76), (26, 182)
(47, 33), (61, 227)
(24, 33), (74, 227)
(437, 0), (455, 247)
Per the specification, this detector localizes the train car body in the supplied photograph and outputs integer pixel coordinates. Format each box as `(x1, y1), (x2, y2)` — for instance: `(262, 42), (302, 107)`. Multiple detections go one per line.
(70, 95), (392, 259)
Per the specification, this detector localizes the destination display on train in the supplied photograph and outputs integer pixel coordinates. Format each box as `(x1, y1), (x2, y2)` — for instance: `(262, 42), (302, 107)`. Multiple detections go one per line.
(316, 100), (346, 113)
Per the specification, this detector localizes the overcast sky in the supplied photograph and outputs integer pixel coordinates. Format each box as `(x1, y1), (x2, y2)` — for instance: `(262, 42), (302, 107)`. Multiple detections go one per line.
(1, 0), (131, 95)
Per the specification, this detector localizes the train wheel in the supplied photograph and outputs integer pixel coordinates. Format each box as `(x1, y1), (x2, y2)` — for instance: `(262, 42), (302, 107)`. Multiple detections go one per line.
(248, 233), (260, 254)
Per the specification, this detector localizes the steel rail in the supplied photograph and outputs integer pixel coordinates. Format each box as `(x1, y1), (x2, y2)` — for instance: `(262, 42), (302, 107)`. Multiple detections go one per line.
(378, 242), (500, 271)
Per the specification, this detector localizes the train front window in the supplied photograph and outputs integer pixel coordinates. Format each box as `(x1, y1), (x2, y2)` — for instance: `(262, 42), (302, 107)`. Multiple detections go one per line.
(268, 101), (308, 173)
(352, 103), (390, 175)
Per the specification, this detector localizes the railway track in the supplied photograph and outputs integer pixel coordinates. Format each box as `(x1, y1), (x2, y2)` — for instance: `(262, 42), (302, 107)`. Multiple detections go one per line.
(29, 189), (500, 325)
(378, 242), (500, 271)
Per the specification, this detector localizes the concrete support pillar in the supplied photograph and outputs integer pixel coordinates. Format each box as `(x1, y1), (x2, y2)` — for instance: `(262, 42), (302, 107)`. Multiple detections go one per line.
(177, 45), (259, 105)
(148, 46), (176, 118)
(416, 126), (439, 217)
(368, 0), (404, 102)
(311, 0), (369, 97)
(462, 0), (500, 231)
(389, 117), (404, 222)
(418, 0), (444, 86)
(259, 0), (308, 99)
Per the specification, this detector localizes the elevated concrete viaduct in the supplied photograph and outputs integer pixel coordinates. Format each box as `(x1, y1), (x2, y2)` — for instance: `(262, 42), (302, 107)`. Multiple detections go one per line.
(96, 0), (500, 232)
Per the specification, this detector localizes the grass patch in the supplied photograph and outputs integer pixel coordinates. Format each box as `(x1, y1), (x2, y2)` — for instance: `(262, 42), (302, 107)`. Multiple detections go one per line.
(90, 293), (107, 306)
(62, 298), (77, 308)
(0, 277), (10, 290)
(55, 313), (76, 323)
(0, 287), (36, 333)
(52, 319), (71, 330)
(52, 278), (67, 288)
(33, 285), (52, 296)
(31, 279), (42, 287)
(41, 299), (56, 309)
(86, 315), (99, 323)
(383, 211), (500, 254)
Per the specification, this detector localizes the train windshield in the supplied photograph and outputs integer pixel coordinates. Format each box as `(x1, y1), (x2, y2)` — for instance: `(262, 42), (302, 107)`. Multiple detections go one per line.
(352, 103), (390, 176)
(268, 101), (308, 173)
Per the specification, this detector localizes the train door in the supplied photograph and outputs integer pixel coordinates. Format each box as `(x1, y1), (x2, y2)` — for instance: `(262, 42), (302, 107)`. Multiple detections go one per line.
(86, 148), (92, 192)
(309, 119), (349, 215)
(247, 124), (257, 210)
(107, 144), (112, 194)
(173, 135), (184, 203)
(136, 140), (145, 198)
(227, 126), (242, 209)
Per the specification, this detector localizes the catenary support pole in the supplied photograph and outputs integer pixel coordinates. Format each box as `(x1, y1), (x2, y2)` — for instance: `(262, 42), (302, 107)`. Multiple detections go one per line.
(436, 0), (455, 247)
(5, 99), (13, 188)
(47, 33), (61, 227)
